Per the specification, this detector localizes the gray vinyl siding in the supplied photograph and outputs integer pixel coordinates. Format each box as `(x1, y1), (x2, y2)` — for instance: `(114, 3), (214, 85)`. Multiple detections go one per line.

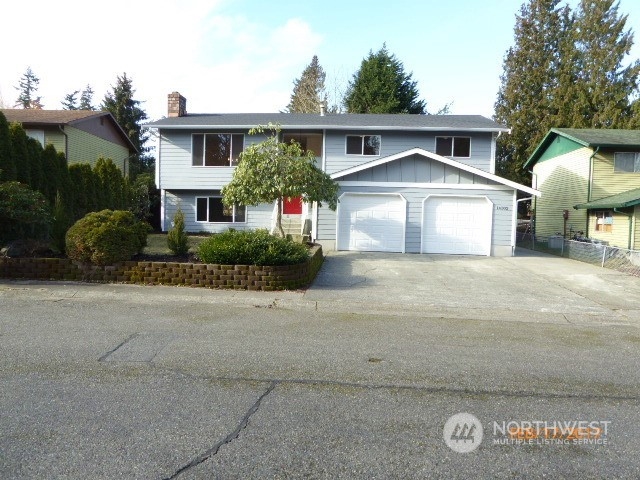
(317, 185), (514, 254)
(158, 130), (263, 190)
(339, 154), (491, 184)
(324, 130), (494, 174)
(164, 190), (273, 233)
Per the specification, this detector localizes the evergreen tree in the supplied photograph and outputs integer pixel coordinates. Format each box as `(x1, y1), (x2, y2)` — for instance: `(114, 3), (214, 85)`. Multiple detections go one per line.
(102, 73), (151, 177)
(567, 0), (640, 128)
(9, 123), (31, 185)
(15, 67), (43, 109)
(62, 91), (80, 110)
(494, 0), (640, 184)
(0, 111), (17, 182)
(26, 137), (44, 192)
(41, 144), (60, 203)
(286, 55), (328, 113)
(79, 85), (96, 110)
(344, 44), (426, 114)
(494, 0), (570, 184)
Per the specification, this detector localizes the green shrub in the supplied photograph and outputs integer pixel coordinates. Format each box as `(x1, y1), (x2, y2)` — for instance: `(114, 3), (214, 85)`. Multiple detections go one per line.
(167, 208), (189, 255)
(0, 181), (51, 243)
(66, 209), (151, 265)
(197, 229), (309, 266)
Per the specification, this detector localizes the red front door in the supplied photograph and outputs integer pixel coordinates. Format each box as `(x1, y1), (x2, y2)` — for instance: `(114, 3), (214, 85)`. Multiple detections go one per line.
(283, 196), (302, 214)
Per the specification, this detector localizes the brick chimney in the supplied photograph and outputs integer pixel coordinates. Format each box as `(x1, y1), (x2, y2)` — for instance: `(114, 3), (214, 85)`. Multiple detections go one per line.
(168, 92), (187, 117)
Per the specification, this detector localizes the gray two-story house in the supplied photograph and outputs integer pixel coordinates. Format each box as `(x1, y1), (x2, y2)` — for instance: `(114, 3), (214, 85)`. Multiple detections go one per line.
(147, 92), (538, 256)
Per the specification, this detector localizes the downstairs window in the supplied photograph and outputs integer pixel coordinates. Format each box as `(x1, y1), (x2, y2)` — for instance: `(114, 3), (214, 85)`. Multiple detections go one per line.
(196, 196), (246, 223)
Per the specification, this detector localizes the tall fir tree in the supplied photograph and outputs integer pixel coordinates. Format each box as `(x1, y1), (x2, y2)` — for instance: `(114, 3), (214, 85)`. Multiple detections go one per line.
(102, 73), (151, 177)
(15, 67), (43, 109)
(286, 55), (328, 113)
(344, 44), (427, 114)
(567, 0), (640, 128)
(79, 85), (96, 110)
(495, 0), (640, 184)
(62, 91), (80, 110)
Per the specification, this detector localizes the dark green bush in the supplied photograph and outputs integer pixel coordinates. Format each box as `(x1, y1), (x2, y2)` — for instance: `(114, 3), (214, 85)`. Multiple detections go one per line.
(66, 209), (151, 265)
(0, 181), (51, 243)
(167, 208), (189, 255)
(197, 229), (309, 266)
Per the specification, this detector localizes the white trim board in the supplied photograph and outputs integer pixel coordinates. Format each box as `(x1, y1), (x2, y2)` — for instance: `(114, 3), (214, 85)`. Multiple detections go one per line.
(337, 181), (515, 190)
(331, 147), (540, 197)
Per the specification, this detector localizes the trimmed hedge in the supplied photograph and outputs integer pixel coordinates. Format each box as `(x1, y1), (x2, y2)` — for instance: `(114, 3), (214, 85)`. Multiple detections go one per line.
(197, 229), (310, 266)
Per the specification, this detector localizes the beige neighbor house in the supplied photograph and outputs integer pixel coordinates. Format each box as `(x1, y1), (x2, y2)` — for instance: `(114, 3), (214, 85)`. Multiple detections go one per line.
(525, 128), (640, 250)
(1, 109), (137, 173)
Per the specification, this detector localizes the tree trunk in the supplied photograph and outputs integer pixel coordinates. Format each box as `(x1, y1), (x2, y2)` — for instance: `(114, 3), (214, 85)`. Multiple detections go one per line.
(276, 197), (285, 238)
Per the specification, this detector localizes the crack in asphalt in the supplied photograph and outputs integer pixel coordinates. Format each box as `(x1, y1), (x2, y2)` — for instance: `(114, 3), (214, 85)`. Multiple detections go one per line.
(162, 381), (277, 480)
(97, 333), (139, 362)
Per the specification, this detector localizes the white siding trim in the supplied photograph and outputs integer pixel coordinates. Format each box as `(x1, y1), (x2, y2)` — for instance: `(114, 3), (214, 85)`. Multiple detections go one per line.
(338, 181), (514, 190)
(155, 133), (161, 188)
(511, 190), (517, 255)
(331, 147), (539, 196)
(490, 132), (497, 174)
(160, 189), (166, 231)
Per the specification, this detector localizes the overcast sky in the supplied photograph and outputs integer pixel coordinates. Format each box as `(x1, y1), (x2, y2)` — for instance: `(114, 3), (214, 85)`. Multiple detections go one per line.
(1, 0), (639, 122)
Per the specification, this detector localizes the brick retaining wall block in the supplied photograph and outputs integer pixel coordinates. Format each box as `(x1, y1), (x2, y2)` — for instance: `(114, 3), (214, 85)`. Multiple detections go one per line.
(0, 245), (323, 291)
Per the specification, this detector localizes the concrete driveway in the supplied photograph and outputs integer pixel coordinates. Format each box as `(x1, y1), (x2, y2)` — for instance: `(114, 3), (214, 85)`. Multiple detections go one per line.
(305, 249), (640, 325)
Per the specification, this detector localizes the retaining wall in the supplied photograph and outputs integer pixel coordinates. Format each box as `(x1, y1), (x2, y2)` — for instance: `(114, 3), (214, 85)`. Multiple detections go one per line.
(0, 245), (323, 291)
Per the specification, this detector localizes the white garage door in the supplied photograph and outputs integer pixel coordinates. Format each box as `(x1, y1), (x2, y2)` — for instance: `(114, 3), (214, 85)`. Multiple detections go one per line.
(422, 196), (492, 255)
(337, 194), (406, 252)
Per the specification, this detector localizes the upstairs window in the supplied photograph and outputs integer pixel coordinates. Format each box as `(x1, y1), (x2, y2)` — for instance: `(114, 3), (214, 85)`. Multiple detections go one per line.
(346, 135), (380, 156)
(196, 196), (246, 223)
(614, 152), (640, 173)
(435, 137), (471, 158)
(282, 133), (323, 157)
(192, 133), (244, 167)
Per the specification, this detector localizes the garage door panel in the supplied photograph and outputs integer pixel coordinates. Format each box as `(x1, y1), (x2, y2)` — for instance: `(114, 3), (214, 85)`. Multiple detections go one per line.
(337, 194), (406, 252)
(422, 196), (492, 256)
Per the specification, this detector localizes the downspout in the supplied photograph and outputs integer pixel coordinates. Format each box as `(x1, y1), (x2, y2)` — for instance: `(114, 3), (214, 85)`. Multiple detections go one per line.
(586, 147), (600, 237)
(613, 208), (633, 250)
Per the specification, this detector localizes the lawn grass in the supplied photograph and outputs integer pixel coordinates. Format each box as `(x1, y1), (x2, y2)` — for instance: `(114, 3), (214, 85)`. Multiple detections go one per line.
(143, 233), (210, 255)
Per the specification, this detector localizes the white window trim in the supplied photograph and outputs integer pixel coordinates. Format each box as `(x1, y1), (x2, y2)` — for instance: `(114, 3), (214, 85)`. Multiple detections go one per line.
(191, 133), (244, 168)
(195, 196), (247, 223)
(434, 136), (472, 158)
(345, 134), (381, 156)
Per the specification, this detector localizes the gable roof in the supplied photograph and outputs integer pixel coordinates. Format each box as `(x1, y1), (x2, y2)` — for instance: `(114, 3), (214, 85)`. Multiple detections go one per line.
(331, 147), (540, 196)
(1, 109), (137, 153)
(146, 113), (508, 132)
(525, 128), (640, 169)
(574, 187), (640, 210)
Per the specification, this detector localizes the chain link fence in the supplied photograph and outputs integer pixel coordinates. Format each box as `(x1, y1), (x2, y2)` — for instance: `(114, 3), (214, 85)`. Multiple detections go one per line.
(516, 232), (640, 277)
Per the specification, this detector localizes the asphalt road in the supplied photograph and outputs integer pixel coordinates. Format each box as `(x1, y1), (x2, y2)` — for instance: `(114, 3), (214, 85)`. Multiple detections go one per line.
(1, 251), (640, 479)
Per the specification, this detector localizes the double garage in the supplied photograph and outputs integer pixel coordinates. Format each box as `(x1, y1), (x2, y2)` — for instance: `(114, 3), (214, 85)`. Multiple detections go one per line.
(335, 191), (508, 256)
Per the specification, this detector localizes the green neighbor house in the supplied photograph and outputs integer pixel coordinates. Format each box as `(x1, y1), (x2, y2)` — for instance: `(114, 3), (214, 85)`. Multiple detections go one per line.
(1, 109), (137, 173)
(525, 128), (640, 250)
